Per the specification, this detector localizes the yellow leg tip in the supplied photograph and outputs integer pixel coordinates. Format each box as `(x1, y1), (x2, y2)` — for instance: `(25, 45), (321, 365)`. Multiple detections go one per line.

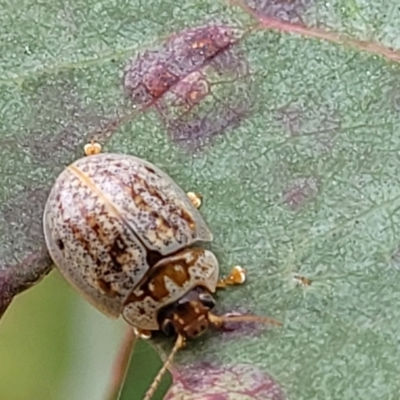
(217, 266), (247, 288)
(84, 141), (102, 156)
(133, 327), (152, 340)
(187, 192), (202, 209)
(230, 266), (247, 284)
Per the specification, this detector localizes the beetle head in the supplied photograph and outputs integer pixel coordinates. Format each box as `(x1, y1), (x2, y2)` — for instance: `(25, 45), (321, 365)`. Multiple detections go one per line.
(159, 286), (216, 339)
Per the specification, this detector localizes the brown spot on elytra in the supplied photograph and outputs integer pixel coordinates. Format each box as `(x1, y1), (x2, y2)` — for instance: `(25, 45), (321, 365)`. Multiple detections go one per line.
(97, 278), (118, 298)
(140, 178), (166, 206)
(56, 238), (65, 251)
(108, 235), (128, 273)
(69, 221), (91, 253)
(179, 208), (195, 230)
(137, 306), (146, 316)
(83, 209), (111, 246)
(144, 165), (156, 175)
(165, 362), (287, 400)
(123, 24), (253, 152)
(74, 200), (121, 270)
(242, 0), (314, 26)
(282, 176), (319, 210)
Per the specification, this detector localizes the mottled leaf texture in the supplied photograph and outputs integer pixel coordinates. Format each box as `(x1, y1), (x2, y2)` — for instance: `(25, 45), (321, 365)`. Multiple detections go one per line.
(165, 362), (286, 400)
(2, 0), (400, 399)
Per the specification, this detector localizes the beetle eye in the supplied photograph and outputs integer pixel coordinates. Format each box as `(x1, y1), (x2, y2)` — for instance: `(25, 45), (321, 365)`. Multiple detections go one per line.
(161, 319), (175, 336)
(199, 293), (215, 309)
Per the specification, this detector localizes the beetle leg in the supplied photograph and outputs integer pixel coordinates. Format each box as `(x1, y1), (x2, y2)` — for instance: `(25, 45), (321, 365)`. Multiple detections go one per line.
(217, 266), (247, 288)
(186, 191), (202, 209)
(84, 140), (102, 156)
(133, 327), (152, 340)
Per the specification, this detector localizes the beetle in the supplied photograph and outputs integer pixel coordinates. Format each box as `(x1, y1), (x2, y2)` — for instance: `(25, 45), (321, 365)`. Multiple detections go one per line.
(43, 142), (280, 400)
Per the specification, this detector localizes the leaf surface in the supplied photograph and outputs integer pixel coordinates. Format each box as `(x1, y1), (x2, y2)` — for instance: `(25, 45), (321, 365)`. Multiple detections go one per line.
(2, 1), (400, 399)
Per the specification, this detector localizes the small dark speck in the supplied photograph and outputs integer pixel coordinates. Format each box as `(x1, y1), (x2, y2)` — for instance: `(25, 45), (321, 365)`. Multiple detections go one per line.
(56, 239), (65, 251)
(145, 166), (156, 174)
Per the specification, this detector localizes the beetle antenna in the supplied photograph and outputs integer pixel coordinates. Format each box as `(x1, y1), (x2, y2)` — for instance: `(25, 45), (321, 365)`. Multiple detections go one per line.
(143, 334), (186, 400)
(208, 312), (282, 328)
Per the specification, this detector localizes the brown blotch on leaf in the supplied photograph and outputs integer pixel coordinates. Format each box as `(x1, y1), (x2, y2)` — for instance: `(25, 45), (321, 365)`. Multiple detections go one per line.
(244, 0), (314, 26)
(123, 25), (238, 106)
(165, 362), (287, 400)
(123, 24), (253, 152)
(171, 71), (210, 112)
(282, 176), (319, 210)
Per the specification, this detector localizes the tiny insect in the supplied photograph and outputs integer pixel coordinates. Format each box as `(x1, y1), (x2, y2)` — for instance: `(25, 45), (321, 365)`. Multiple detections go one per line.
(43, 142), (281, 400)
(294, 274), (312, 287)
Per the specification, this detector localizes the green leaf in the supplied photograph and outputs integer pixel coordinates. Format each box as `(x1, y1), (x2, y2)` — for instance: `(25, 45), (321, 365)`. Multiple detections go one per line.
(2, 0), (400, 399)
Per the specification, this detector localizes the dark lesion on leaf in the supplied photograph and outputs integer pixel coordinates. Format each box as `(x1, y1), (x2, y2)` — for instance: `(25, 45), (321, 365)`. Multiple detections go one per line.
(123, 23), (254, 152)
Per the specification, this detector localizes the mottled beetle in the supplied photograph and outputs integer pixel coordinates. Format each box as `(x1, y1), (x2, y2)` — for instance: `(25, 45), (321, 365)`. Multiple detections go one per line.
(43, 142), (280, 399)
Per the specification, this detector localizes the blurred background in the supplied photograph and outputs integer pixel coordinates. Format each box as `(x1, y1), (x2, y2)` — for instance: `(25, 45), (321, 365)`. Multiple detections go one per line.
(0, 270), (127, 400)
